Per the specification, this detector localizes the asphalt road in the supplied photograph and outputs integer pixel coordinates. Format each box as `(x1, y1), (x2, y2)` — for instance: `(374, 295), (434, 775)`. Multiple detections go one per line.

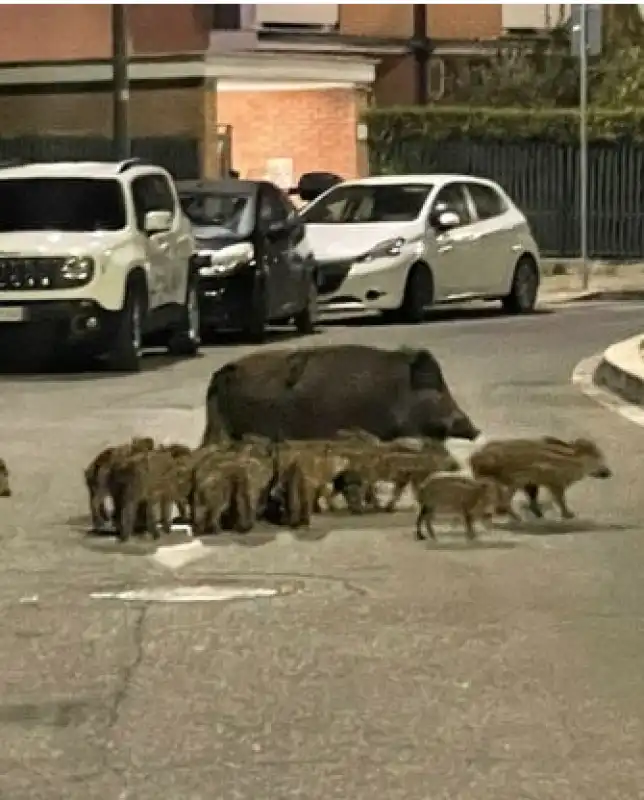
(2, 299), (644, 799)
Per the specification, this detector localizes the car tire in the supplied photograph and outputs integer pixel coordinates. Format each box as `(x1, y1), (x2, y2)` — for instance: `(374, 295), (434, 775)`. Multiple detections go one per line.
(105, 282), (145, 373)
(502, 256), (539, 314)
(167, 279), (201, 357)
(397, 264), (433, 324)
(293, 276), (317, 335)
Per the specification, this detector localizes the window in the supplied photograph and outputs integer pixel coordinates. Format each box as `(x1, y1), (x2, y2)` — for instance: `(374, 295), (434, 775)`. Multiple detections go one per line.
(0, 178), (126, 232)
(301, 183), (433, 225)
(131, 174), (176, 231)
(430, 183), (472, 227)
(259, 183), (290, 227)
(179, 190), (254, 238)
(212, 4), (241, 29)
(467, 182), (507, 221)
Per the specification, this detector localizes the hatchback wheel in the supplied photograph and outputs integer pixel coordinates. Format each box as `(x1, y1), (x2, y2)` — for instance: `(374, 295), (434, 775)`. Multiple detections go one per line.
(502, 257), (539, 314)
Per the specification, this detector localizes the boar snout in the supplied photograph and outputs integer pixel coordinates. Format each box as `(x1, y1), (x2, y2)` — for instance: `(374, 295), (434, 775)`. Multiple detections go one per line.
(448, 414), (481, 442)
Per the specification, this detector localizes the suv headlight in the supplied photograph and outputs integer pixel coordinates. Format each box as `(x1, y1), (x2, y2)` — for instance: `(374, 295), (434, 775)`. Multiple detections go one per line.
(357, 237), (406, 263)
(196, 250), (253, 277)
(60, 256), (95, 283)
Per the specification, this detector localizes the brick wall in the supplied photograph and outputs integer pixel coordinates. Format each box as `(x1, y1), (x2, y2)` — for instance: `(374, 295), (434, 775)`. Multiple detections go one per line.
(339, 4), (413, 37)
(0, 86), (203, 137)
(216, 87), (360, 181)
(427, 4), (502, 39)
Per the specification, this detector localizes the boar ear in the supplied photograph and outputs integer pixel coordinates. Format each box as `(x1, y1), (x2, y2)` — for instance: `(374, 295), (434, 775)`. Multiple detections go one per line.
(407, 348), (447, 391)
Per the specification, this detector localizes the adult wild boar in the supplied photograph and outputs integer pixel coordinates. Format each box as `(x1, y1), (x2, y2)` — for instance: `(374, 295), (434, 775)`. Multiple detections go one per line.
(202, 345), (480, 445)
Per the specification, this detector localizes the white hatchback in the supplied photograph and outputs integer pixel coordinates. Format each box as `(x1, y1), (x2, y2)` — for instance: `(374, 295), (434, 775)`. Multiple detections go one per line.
(299, 173), (541, 322)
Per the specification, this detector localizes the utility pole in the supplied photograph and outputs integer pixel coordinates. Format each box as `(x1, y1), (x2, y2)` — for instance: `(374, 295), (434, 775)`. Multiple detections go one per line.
(111, 3), (130, 159)
(570, 4), (602, 291)
(412, 4), (431, 105)
(579, 4), (589, 290)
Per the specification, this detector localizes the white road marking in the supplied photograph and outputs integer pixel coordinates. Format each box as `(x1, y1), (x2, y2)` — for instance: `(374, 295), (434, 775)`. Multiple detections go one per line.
(151, 540), (207, 570)
(572, 352), (644, 428)
(90, 586), (279, 603)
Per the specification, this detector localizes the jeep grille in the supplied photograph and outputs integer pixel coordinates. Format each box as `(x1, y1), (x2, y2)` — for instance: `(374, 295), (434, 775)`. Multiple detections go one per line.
(0, 257), (66, 290)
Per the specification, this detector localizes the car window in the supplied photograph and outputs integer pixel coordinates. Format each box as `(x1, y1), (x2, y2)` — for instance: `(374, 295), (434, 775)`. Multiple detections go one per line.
(259, 184), (290, 227)
(0, 178), (126, 232)
(180, 190), (254, 238)
(430, 182), (472, 227)
(467, 182), (507, 221)
(131, 174), (176, 231)
(301, 183), (433, 224)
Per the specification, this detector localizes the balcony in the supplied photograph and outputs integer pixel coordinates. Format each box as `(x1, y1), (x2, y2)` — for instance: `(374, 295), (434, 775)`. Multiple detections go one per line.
(502, 3), (570, 33)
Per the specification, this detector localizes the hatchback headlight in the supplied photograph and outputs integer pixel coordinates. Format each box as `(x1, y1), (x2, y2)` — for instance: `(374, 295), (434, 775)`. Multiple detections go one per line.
(61, 256), (94, 283)
(358, 237), (406, 262)
(197, 250), (253, 277)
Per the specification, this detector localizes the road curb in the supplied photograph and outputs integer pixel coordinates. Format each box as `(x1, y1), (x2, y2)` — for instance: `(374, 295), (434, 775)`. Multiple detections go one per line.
(542, 289), (644, 306)
(594, 333), (644, 406)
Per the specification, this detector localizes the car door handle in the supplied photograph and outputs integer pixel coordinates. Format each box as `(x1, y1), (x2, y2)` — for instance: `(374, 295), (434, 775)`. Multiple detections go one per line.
(511, 244), (522, 252)
(438, 244), (453, 253)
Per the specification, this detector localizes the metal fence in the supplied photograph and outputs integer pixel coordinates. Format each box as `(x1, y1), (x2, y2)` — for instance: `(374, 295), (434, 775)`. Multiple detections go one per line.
(370, 137), (644, 259)
(0, 135), (200, 180)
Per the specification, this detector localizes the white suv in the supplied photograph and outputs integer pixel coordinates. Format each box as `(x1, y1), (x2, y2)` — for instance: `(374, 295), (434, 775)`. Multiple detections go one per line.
(0, 159), (201, 371)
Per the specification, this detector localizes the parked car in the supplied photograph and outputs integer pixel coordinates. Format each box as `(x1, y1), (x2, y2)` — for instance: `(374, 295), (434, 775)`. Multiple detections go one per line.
(0, 158), (200, 371)
(298, 173), (542, 322)
(177, 178), (318, 341)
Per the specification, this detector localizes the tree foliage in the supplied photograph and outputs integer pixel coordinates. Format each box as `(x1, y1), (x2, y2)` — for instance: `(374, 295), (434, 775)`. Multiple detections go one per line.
(443, 5), (644, 110)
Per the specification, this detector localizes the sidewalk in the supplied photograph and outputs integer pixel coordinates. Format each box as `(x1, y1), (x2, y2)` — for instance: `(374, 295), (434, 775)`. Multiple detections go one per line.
(540, 262), (644, 305)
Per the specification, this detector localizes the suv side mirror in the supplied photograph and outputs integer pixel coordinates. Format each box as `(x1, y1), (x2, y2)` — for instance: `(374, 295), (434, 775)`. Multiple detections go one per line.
(430, 210), (460, 233)
(144, 209), (172, 234)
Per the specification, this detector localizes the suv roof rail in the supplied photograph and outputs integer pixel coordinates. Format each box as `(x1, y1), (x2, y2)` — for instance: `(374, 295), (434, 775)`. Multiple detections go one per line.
(117, 157), (152, 173)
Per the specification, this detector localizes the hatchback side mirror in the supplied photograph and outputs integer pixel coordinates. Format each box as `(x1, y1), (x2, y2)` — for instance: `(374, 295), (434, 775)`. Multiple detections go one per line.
(430, 210), (460, 233)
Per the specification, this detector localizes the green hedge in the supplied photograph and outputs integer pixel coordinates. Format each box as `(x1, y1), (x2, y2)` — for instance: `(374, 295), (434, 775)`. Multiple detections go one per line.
(364, 105), (644, 145)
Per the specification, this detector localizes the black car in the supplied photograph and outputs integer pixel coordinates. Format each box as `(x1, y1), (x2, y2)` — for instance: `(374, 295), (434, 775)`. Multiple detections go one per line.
(177, 179), (318, 341)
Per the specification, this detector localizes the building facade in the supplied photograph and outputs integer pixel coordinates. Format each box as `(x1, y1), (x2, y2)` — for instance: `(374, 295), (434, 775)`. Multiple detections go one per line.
(0, 4), (567, 180)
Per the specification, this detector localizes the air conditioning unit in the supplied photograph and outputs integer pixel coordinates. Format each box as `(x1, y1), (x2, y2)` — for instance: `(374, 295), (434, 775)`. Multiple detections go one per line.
(254, 4), (339, 30)
(502, 4), (568, 32)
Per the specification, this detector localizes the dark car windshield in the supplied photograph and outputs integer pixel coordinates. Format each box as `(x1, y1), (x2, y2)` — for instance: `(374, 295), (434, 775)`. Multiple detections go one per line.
(0, 178), (126, 232)
(301, 183), (433, 224)
(180, 191), (254, 237)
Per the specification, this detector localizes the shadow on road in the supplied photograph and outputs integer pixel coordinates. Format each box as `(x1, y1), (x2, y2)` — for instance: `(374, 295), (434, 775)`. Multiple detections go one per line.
(0, 349), (191, 381)
(200, 326), (322, 349)
(322, 306), (553, 329)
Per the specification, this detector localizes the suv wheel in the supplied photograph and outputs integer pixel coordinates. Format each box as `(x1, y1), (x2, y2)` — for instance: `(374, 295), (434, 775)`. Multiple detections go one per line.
(294, 277), (317, 335)
(167, 280), (201, 357)
(106, 284), (144, 372)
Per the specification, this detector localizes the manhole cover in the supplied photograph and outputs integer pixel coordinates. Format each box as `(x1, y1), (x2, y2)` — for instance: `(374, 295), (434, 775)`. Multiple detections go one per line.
(90, 583), (297, 604)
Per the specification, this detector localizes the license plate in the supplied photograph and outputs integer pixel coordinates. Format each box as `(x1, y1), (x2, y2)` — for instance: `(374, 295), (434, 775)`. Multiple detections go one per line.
(0, 306), (26, 322)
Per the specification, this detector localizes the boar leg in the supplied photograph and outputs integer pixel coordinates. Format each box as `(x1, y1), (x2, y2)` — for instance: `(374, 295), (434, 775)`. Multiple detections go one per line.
(385, 477), (408, 513)
(463, 512), (478, 541)
(158, 498), (172, 538)
(496, 484), (522, 522)
(549, 485), (575, 519)
(234, 480), (255, 533)
(415, 505), (436, 541)
(523, 483), (544, 518)
(118, 497), (137, 542)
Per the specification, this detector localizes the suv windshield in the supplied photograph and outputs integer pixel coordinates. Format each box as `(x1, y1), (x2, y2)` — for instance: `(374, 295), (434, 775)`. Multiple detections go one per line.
(179, 191), (254, 238)
(301, 183), (433, 224)
(0, 178), (126, 232)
